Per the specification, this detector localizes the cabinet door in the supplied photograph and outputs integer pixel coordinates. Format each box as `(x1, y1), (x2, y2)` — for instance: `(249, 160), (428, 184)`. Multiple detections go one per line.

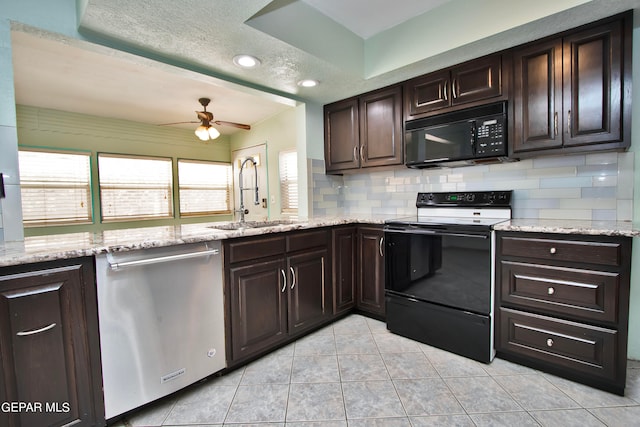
(512, 39), (564, 153)
(0, 261), (103, 427)
(287, 248), (331, 335)
(228, 258), (288, 363)
(357, 227), (385, 317)
(332, 227), (357, 315)
(324, 98), (360, 172)
(450, 55), (502, 106)
(359, 86), (403, 168)
(404, 69), (450, 118)
(563, 19), (625, 148)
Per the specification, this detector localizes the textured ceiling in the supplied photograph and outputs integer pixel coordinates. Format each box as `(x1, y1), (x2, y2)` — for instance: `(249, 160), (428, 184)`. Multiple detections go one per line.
(10, 0), (640, 134)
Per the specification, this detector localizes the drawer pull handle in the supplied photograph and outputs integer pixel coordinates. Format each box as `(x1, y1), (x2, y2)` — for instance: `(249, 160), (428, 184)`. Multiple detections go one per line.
(548, 287), (555, 295)
(17, 323), (56, 336)
(546, 338), (554, 347)
(549, 247), (557, 254)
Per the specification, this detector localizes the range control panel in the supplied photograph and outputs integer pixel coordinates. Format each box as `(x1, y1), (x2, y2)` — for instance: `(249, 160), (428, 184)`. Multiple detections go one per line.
(416, 191), (512, 208)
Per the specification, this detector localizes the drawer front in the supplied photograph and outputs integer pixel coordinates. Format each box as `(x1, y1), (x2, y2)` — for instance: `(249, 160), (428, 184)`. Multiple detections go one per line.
(501, 236), (622, 267)
(287, 229), (328, 252)
(498, 308), (617, 381)
(227, 236), (286, 264)
(500, 261), (620, 324)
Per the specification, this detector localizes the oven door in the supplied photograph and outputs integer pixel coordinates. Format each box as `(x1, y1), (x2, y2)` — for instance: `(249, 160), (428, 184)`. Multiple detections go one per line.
(384, 226), (492, 315)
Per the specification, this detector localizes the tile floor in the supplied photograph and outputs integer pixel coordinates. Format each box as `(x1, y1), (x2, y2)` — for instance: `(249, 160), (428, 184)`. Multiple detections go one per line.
(111, 314), (640, 427)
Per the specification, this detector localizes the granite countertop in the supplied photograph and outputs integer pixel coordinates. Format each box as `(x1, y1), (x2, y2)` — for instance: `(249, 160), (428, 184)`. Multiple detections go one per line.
(1, 216), (638, 268)
(494, 218), (640, 237)
(0, 216), (391, 267)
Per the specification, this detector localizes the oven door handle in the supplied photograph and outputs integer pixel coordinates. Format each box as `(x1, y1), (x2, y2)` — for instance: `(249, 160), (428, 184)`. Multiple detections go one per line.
(383, 227), (489, 239)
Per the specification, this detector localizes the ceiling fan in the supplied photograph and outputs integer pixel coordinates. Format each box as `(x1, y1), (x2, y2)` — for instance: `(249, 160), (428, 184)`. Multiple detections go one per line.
(160, 97), (251, 141)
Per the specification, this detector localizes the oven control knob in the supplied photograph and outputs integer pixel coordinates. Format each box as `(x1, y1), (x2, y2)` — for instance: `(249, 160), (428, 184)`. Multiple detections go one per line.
(546, 338), (554, 347)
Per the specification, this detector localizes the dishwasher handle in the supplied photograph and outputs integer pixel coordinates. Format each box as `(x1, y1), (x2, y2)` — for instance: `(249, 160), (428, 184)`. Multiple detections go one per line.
(108, 247), (220, 270)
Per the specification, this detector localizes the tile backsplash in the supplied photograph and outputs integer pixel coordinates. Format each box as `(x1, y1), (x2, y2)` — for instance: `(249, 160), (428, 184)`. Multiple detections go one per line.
(311, 151), (634, 221)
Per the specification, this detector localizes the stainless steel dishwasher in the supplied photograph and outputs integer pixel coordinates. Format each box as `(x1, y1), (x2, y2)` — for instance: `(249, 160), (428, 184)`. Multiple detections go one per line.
(95, 241), (226, 420)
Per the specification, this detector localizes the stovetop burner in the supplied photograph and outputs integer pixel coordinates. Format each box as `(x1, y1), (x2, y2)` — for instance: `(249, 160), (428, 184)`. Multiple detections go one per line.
(387, 215), (510, 228)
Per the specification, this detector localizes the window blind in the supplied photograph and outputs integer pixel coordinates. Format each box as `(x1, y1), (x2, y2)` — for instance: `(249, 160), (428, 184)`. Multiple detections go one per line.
(178, 160), (232, 216)
(18, 150), (92, 227)
(98, 154), (173, 221)
(279, 150), (298, 214)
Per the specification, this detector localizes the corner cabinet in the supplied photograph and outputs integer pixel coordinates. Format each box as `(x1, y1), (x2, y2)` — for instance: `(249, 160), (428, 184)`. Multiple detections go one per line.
(225, 229), (331, 365)
(356, 226), (385, 318)
(495, 231), (632, 395)
(0, 258), (104, 427)
(404, 54), (506, 120)
(332, 226), (357, 315)
(324, 85), (403, 173)
(511, 12), (631, 156)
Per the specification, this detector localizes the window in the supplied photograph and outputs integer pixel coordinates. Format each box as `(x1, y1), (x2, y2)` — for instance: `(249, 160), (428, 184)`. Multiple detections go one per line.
(98, 154), (173, 222)
(18, 150), (92, 227)
(178, 160), (233, 216)
(279, 150), (298, 214)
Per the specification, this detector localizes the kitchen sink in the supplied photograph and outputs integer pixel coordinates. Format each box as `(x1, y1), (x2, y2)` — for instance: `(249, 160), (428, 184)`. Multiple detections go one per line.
(208, 219), (301, 231)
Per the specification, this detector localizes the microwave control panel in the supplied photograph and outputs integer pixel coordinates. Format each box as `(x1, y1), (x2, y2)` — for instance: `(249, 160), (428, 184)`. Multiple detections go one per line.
(475, 117), (506, 157)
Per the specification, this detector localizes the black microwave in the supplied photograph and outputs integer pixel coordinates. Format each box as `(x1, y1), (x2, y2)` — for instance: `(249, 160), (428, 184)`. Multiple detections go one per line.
(405, 102), (508, 168)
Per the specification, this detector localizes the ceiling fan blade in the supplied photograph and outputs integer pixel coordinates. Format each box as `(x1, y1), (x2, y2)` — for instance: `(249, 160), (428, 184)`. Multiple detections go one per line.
(157, 120), (200, 126)
(214, 120), (251, 130)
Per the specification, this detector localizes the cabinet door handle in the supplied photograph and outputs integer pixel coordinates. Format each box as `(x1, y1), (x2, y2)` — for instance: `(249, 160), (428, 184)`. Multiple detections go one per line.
(321, 257), (326, 313)
(554, 112), (558, 137)
(281, 269), (287, 292)
(353, 146), (358, 161)
(546, 338), (554, 347)
(379, 237), (384, 257)
(443, 81), (448, 101)
(567, 110), (571, 135)
(290, 266), (296, 290)
(550, 247), (557, 254)
(17, 322), (56, 336)
(548, 287), (555, 295)
(452, 79), (457, 99)
(360, 145), (365, 162)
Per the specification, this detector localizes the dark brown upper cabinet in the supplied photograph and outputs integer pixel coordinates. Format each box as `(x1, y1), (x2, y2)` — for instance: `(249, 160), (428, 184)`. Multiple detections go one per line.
(324, 85), (403, 174)
(512, 12), (631, 156)
(404, 54), (504, 121)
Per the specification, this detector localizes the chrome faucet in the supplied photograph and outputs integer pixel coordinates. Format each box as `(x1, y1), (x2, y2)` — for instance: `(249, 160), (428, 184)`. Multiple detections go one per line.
(236, 157), (259, 223)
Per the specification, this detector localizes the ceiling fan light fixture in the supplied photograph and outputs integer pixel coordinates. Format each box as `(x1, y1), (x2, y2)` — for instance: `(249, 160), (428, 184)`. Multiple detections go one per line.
(208, 126), (220, 139)
(195, 124), (211, 141)
(233, 54), (261, 68)
(297, 79), (319, 88)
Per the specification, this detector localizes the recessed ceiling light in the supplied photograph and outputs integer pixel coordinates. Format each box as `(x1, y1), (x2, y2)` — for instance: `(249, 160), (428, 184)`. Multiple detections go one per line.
(233, 54), (261, 68)
(297, 79), (319, 88)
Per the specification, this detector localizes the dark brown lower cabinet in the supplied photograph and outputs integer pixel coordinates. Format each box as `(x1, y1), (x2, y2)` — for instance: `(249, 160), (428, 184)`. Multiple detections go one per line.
(228, 258), (288, 362)
(332, 226), (357, 315)
(357, 226), (385, 318)
(225, 230), (331, 365)
(0, 257), (104, 427)
(495, 231), (631, 395)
